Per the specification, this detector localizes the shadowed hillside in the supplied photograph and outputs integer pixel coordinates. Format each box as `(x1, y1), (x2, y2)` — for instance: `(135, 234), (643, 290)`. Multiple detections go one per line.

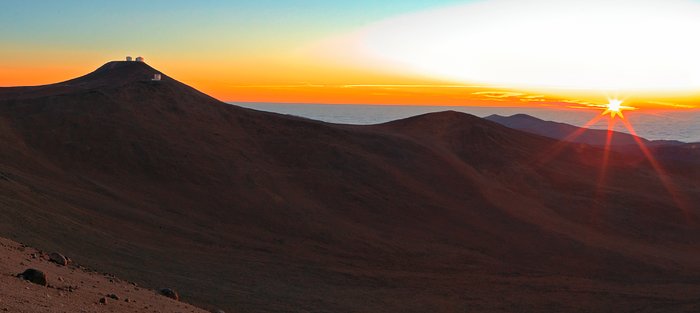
(1, 61), (700, 312)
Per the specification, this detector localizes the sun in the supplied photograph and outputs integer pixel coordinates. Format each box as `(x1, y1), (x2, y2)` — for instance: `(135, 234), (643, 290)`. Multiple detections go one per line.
(602, 99), (625, 118)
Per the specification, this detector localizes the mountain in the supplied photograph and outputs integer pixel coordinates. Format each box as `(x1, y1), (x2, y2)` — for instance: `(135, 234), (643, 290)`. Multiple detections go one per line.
(1, 61), (699, 312)
(485, 113), (686, 147)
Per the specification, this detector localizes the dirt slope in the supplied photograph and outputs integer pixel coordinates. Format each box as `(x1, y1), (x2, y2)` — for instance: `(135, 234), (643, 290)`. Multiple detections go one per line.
(0, 237), (209, 313)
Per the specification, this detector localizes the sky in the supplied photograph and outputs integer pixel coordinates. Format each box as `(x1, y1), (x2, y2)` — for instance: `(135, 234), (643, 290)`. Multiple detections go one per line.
(2, 0), (700, 109)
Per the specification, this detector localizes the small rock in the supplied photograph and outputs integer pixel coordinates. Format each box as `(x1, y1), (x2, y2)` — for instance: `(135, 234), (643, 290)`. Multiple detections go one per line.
(158, 288), (179, 301)
(106, 294), (119, 300)
(49, 252), (69, 266)
(212, 309), (226, 313)
(99, 297), (107, 305)
(124, 298), (131, 303)
(17, 269), (47, 286)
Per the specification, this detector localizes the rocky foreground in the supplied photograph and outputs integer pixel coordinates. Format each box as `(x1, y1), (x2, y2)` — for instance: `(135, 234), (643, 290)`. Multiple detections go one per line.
(0, 237), (212, 313)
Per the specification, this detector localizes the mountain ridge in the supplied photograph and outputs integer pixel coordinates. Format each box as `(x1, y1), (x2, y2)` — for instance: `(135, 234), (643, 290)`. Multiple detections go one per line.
(485, 113), (687, 147)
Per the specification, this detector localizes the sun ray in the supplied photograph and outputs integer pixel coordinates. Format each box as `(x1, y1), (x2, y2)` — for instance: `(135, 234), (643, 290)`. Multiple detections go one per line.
(591, 116), (616, 222)
(533, 114), (606, 167)
(523, 98), (689, 222)
(619, 118), (691, 220)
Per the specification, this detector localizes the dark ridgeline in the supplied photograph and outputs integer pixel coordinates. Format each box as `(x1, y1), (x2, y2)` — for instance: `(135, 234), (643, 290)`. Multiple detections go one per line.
(485, 113), (688, 147)
(0, 61), (699, 313)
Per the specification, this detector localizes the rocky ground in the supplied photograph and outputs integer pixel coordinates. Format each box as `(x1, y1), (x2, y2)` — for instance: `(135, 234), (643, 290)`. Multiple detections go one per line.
(0, 237), (211, 313)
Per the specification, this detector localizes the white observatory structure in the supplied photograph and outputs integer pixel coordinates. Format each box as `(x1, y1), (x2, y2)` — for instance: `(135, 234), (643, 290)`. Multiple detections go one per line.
(124, 55), (157, 81)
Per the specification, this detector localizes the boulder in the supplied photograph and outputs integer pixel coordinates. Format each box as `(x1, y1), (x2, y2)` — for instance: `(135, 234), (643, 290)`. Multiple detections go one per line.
(49, 252), (69, 266)
(17, 269), (47, 286)
(158, 288), (179, 301)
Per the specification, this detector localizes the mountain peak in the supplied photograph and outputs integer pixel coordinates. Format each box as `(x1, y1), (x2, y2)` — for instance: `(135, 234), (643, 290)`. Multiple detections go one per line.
(486, 113), (544, 122)
(381, 110), (482, 128)
(62, 60), (166, 88)
(0, 60), (206, 102)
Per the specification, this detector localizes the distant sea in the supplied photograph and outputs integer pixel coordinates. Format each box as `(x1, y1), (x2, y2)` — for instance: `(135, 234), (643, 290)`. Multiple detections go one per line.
(233, 103), (700, 143)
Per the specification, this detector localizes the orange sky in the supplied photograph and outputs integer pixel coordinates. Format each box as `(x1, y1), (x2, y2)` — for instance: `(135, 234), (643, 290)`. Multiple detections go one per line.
(1, 1), (699, 111)
(2, 51), (699, 111)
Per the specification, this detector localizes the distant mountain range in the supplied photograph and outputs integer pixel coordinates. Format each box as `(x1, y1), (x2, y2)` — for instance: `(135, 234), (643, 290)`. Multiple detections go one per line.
(485, 113), (686, 147)
(0, 61), (699, 313)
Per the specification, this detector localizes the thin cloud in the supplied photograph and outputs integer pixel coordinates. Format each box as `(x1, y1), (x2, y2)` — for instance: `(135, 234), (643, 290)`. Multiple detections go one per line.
(341, 84), (491, 88)
(644, 101), (696, 109)
(472, 91), (525, 98)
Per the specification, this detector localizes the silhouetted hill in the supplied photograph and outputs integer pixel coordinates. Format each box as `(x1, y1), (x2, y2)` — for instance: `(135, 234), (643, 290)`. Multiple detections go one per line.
(485, 113), (685, 147)
(1, 61), (699, 313)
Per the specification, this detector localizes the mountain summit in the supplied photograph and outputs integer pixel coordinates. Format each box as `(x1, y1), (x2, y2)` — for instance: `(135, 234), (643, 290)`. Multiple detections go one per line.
(63, 60), (166, 87)
(0, 61), (181, 100)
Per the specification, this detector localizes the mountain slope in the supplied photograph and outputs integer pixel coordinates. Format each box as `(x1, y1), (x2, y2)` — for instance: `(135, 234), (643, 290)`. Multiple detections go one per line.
(1, 61), (699, 312)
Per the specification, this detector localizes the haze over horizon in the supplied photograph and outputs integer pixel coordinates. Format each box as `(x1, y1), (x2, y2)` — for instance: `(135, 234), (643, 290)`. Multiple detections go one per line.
(2, 0), (700, 110)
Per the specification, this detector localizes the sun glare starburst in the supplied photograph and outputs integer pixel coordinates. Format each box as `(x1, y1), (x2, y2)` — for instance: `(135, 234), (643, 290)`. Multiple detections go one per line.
(602, 99), (626, 118)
